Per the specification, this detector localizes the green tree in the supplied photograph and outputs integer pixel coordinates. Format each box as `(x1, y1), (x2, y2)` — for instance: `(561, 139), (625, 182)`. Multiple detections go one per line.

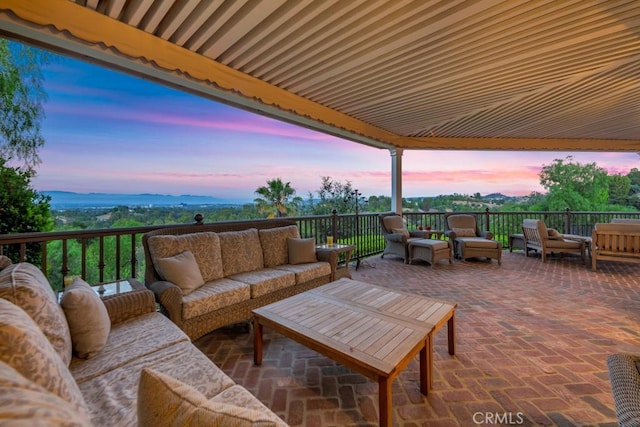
(254, 178), (301, 217)
(0, 159), (53, 262)
(308, 176), (355, 215)
(608, 174), (631, 206)
(538, 156), (609, 210)
(0, 39), (52, 170)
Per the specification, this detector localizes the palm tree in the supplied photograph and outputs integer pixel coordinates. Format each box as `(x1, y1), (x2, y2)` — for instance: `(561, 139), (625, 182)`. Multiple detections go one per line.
(254, 178), (301, 218)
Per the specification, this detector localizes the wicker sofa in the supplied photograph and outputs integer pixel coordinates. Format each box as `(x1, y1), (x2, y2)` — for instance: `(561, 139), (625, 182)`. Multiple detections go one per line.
(142, 219), (334, 340)
(0, 258), (287, 426)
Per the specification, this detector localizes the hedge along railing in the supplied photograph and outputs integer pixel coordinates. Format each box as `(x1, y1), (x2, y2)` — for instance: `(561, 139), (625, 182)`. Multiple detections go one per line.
(2, 210), (639, 290)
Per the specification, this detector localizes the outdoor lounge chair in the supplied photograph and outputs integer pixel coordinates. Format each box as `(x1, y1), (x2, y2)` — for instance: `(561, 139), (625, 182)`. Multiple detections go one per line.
(444, 214), (502, 264)
(378, 213), (430, 263)
(521, 219), (585, 263)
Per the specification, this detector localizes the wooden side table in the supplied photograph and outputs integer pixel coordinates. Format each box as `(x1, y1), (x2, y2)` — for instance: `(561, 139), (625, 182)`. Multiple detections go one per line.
(315, 243), (356, 280)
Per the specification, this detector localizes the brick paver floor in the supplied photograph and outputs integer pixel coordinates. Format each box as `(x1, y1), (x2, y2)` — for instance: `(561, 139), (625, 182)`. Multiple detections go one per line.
(194, 251), (640, 426)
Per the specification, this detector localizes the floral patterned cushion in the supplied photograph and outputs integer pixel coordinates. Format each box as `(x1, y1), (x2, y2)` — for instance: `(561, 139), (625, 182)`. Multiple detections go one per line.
(70, 313), (188, 384)
(79, 341), (235, 427)
(138, 369), (282, 427)
(60, 278), (111, 360)
(147, 232), (223, 283)
(0, 360), (93, 426)
(218, 229), (264, 276)
(275, 262), (332, 284)
(181, 279), (251, 321)
(0, 299), (89, 415)
(0, 262), (72, 366)
(229, 269), (295, 298)
(259, 225), (300, 267)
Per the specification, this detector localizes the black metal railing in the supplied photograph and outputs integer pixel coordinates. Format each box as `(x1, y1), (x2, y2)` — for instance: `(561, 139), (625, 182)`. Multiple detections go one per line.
(2, 210), (638, 290)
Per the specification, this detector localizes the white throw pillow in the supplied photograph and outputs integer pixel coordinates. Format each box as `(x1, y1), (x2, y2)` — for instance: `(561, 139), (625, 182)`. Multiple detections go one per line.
(155, 250), (205, 295)
(60, 277), (111, 359)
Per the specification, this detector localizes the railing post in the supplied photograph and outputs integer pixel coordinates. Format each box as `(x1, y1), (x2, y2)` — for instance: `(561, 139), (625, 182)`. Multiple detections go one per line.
(484, 208), (490, 230)
(331, 210), (338, 241)
(565, 208), (571, 234)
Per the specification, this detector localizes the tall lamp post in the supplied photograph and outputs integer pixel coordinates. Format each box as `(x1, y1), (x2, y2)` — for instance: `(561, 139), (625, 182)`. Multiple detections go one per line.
(344, 189), (369, 270)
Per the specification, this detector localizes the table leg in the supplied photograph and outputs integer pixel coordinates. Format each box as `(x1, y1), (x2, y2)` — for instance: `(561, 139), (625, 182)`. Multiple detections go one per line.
(253, 318), (263, 365)
(378, 377), (392, 427)
(447, 312), (456, 355)
(420, 337), (431, 395)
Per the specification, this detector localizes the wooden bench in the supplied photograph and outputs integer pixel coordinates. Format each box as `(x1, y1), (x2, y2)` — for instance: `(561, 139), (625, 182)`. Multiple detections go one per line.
(591, 223), (640, 271)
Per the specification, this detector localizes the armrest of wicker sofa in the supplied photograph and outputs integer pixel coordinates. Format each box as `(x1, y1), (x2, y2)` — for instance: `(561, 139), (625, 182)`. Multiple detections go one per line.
(147, 280), (184, 324)
(316, 248), (338, 279)
(102, 289), (157, 325)
(606, 353), (640, 427)
(478, 230), (494, 239)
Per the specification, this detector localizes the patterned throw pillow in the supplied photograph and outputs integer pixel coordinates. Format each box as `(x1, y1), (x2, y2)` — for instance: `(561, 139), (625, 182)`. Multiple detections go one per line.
(138, 368), (279, 427)
(0, 299), (90, 415)
(452, 227), (477, 237)
(0, 360), (93, 426)
(0, 262), (73, 366)
(60, 278), (111, 359)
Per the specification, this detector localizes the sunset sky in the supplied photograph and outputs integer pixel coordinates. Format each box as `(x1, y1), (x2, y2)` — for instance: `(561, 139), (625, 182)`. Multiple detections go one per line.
(32, 53), (639, 202)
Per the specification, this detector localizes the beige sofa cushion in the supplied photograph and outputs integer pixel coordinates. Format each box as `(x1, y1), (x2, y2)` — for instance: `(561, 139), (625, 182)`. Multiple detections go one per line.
(275, 262), (332, 284)
(457, 237), (499, 248)
(287, 237), (318, 265)
(229, 269), (296, 298)
(0, 299), (89, 415)
(452, 227), (476, 237)
(218, 229), (264, 276)
(138, 369), (280, 427)
(0, 360), (93, 427)
(147, 232), (223, 282)
(70, 312), (189, 384)
(78, 341), (235, 427)
(182, 279), (251, 321)
(259, 225), (300, 267)
(0, 262), (72, 366)
(154, 250), (205, 295)
(60, 278), (111, 359)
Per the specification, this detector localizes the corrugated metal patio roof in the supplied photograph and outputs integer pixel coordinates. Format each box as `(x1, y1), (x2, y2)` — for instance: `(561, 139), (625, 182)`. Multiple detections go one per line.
(1, 0), (639, 152)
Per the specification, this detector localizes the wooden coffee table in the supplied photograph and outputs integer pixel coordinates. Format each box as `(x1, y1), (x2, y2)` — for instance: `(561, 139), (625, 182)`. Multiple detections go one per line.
(253, 278), (456, 427)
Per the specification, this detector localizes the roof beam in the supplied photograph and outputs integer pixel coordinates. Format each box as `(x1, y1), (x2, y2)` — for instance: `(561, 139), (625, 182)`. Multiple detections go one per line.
(397, 136), (640, 152)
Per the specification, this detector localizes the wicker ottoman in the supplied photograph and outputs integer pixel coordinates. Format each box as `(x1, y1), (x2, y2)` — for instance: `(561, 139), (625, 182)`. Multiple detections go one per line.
(408, 239), (452, 268)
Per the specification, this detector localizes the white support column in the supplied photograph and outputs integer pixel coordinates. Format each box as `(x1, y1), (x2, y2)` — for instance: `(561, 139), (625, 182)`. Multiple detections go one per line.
(390, 149), (403, 214)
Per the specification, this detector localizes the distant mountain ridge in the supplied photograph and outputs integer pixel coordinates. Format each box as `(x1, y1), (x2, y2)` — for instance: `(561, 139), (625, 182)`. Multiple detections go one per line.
(44, 191), (249, 209)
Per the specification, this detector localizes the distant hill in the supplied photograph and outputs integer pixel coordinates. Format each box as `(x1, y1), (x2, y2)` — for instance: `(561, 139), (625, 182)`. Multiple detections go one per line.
(44, 191), (249, 209)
